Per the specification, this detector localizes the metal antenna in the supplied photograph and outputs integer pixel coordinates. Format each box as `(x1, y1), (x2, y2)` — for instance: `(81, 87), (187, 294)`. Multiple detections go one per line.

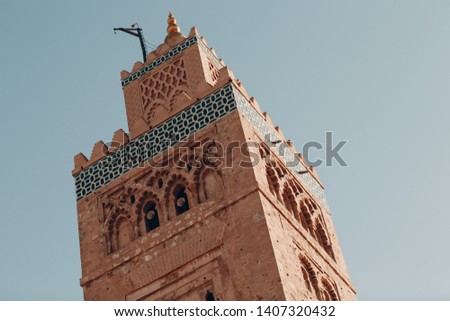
(114, 23), (148, 62)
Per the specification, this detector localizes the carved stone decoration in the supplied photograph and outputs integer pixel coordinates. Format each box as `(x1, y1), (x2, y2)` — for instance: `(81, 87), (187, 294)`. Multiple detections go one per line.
(207, 57), (220, 84)
(266, 165), (281, 200)
(299, 254), (321, 300)
(73, 21), (356, 300)
(299, 252), (340, 301)
(104, 204), (134, 253)
(135, 189), (161, 236)
(264, 152), (336, 261)
(321, 277), (339, 301)
(98, 138), (232, 254)
(140, 58), (192, 124)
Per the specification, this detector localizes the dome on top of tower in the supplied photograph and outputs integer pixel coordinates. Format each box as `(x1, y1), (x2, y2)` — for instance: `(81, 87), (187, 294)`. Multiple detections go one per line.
(164, 12), (183, 43)
(167, 12), (180, 33)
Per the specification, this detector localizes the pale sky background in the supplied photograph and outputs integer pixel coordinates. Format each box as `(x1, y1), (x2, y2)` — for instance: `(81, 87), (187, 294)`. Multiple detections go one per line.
(0, 1), (449, 300)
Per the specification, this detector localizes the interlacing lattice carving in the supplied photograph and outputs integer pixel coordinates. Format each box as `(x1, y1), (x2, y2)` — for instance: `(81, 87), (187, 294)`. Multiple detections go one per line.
(208, 57), (220, 84)
(121, 36), (199, 87)
(74, 84), (236, 201)
(74, 83), (328, 212)
(140, 58), (192, 123)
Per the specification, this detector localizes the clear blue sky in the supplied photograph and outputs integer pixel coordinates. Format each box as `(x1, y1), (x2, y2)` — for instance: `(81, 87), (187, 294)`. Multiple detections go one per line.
(0, 0), (449, 300)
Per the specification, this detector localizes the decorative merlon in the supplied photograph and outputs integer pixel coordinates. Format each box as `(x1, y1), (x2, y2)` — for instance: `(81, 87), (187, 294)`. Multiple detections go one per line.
(72, 153), (88, 176)
(110, 129), (130, 152)
(73, 82), (329, 212)
(249, 97), (262, 113)
(90, 140), (109, 164)
(263, 112), (274, 126)
(275, 126), (286, 141)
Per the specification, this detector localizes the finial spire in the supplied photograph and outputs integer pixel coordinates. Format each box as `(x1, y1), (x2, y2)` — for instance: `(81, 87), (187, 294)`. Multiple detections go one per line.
(167, 12), (180, 34)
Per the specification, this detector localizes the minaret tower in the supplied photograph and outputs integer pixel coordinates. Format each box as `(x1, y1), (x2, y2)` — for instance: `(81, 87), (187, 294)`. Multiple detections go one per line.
(72, 14), (356, 300)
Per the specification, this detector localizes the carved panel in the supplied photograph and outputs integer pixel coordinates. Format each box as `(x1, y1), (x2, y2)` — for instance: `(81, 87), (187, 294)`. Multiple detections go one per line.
(98, 138), (226, 254)
(74, 84), (236, 200)
(232, 87), (330, 212)
(121, 36), (198, 87)
(207, 57), (220, 84)
(140, 58), (192, 123)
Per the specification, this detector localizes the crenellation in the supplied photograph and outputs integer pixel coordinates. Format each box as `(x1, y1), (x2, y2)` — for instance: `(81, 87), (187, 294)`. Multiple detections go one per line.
(209, 47), (218, 58)
(274, 126), (286, 141)
(73, 152), (88, 175)
(120, 70), (130, 79)
(188, 26), (199, 38)
(263, 111), (274, 126)
(249, 97), (262, 113)
(89, 140), (108, 165)
(145, 51), (158, 63)
(131, 61), (144, 72)
(73, 13), (355, 301)
(233, 79), (251, 100)
(155, 42), (171, 56)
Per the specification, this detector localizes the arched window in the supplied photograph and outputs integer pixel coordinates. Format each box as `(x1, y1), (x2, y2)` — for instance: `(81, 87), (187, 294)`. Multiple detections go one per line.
(173, 185), (190, 216)
(301, 266), (312, 291)
(322, 279), (339, 301)
(266, 166), (281, 201)
(314, 228), (325, 248)
(296, 210), (308, 230)
(315, 220), (335, 260)
(282, 189), (295, 214)
(321, 289), (331, 301)
(266, 173), (276, 195)
(143, 201), (160, 232)
(299, 200), (313, 227)
(299, 255), (321, 300)
(205, 290), (215, 301)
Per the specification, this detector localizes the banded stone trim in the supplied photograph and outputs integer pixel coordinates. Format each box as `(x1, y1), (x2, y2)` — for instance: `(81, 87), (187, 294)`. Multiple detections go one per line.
(198, 38), (224, 70)
(121, 35), (225, 88)
(75, 82), (329, 211)
(232, 87), (330, 212)
(74, 83), (236, 200)
(121, 36), (199, 87)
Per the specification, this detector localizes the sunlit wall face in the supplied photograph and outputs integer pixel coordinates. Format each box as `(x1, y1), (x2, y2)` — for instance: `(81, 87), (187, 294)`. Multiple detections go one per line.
(0, 0), (449, 300)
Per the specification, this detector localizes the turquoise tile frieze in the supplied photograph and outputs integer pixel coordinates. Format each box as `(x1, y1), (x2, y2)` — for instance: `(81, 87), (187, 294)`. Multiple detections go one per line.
(75, 83), (236, 200)
(121, 36), (199, 87)
(121, 35), (224, 88)
(75, 81), (329, 213)
(232, 87), (330, 212)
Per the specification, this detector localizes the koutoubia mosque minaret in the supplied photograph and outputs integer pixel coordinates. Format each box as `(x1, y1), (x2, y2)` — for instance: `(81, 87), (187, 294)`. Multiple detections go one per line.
(72, 13), (356, 301)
